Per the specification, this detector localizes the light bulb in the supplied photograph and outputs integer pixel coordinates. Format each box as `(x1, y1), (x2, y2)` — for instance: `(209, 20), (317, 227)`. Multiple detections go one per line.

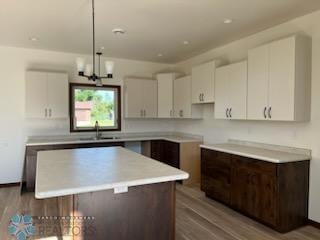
(105, 61), (114, 78)
(96, 79), (103, 87)
(85, 64), (93, 76)
(76, 57), (85, 72)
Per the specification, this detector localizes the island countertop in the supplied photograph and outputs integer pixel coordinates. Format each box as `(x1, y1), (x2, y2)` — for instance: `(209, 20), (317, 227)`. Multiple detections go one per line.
(35, 147), (189, 199)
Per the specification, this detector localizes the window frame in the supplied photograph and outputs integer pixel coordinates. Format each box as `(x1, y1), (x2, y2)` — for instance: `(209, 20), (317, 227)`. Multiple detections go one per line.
(69, 83), (122, 132)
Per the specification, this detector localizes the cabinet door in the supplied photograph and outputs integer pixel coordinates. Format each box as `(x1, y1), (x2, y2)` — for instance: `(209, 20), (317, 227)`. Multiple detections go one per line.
(124, 79), (143, 118)
(214, 66), (230, 119)
(201, 149), (231, 205)
(150, 140), (163, 162)
(192, 61), (215, 103)
(269, 37), (296, 121)
(47, 73), (68, 118)
(231, 157), (277, 227)
(26, 71), (48, 118)
(174, 76), (192, 118)
(248, 45), (269, 120)
(157, 74), (175, 118)
(229, 61), (247, 120)
(143, 80), (158, 118)
(163, 141), (180, 168)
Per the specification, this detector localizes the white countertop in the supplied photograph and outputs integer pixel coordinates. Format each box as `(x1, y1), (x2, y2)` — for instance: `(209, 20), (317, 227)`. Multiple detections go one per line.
(200, 143), (310, 163)
(27, 134), (202, 146)
(35, 147), (189, 199)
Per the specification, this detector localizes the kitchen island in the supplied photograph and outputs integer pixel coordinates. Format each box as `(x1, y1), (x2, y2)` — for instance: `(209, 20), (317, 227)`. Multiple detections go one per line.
(36, 147), (188, 240)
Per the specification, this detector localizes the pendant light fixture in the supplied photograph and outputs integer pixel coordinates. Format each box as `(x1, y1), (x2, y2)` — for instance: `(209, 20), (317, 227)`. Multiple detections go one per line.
(76, 0), (114, 87)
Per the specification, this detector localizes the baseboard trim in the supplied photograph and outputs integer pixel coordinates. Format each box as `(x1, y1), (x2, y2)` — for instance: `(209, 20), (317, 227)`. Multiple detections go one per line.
(309, 219), (320, 229)
(0, 182), (20, 188)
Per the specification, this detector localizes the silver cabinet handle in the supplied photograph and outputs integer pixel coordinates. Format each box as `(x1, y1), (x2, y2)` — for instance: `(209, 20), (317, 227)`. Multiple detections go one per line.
(229, 108), (232, 118)
(268, 107), (272, 119)
(45, 108), (48, 118)
(199, 94), (202, 102)
(264, 107), (267, 119)
(49, 109), (52, 117)
(226, 108), (229, 118)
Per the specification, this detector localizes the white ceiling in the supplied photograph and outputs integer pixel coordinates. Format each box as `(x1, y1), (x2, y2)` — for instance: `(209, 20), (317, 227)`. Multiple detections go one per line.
(1, 0), (320, 63)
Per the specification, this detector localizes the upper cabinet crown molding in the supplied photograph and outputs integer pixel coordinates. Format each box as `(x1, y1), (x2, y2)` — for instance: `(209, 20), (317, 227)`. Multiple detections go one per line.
(124, 78), (158, 119)
(26, 71), (69, 119)
(215, 61), (248, 120)
(191, 60), (221, 104)
(157, 73), (178, 118)
(248, 35), (311, 121)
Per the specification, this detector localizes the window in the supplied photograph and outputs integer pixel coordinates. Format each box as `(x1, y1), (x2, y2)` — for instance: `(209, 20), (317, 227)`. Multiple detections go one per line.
(70, 83), (121, 132)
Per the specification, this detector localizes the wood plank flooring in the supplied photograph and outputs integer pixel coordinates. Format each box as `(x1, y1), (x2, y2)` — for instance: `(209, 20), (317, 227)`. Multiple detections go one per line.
(0, 185), (319, 240)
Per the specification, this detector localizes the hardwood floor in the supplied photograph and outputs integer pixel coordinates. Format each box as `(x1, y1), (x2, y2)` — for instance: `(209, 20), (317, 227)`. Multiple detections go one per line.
(0, 185), (320, 240)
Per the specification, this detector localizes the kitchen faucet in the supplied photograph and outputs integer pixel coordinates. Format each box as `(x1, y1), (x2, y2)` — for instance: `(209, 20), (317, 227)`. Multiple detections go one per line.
(95, 121), (101, 140)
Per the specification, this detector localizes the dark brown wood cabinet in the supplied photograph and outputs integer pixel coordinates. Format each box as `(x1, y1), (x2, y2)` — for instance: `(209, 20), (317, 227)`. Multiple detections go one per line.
(23, 142), (125, 192)
(151, 140), (180, 168)
(201, 148), (310, 233)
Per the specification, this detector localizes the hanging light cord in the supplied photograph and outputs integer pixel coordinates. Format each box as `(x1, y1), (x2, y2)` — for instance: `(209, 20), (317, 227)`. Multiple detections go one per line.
(92, 0), (96, 78)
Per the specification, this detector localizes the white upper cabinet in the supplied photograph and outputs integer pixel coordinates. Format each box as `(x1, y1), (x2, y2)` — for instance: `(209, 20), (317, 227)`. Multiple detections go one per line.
(247, 44), (269, 120)
(157, 73), (177, 118)
(248, 35), (311, 121)
(26, 71), (69, 119)
(143, 79), (158, 118)
(215, 61), (248, 120)
(174, 76), (203, 119)
(124, 78), (158, 118)
(47, 73), (69, 118)
(191, 60), (220, 104)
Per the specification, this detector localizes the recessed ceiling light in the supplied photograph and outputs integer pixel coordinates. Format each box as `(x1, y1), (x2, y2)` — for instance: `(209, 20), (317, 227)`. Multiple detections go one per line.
(183, 41), (189, 45)
(112, 28), (126, 35)
(223, 19), (233, 24)
(157, 53), (163, 57)
(29, 37), (39, 41)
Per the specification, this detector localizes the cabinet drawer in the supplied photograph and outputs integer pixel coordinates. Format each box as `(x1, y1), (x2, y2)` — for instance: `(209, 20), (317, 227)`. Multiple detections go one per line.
(231, 155), (277, 176)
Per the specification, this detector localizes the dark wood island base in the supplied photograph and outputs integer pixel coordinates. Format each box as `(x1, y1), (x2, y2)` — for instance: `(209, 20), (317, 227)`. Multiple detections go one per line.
(58, 182), (176, 240)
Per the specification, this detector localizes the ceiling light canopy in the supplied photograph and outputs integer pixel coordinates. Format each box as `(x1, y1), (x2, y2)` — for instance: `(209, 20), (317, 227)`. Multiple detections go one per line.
(76, 0), (114, 87)
(223, 18), (233, 24)
(29, 37), (39, 41)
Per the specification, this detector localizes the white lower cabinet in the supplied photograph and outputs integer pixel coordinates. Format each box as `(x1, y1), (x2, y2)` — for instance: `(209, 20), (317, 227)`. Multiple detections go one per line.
(215, 61), (247, 120)
(124, 78), (157, 118)
(26, 71), (68, 119)
(174, 76), (203, 119)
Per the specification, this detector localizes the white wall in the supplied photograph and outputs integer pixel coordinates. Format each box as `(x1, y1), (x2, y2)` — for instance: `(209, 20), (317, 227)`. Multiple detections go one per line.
(0, 46), (175, 184)
(174, 10), (320, 222)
